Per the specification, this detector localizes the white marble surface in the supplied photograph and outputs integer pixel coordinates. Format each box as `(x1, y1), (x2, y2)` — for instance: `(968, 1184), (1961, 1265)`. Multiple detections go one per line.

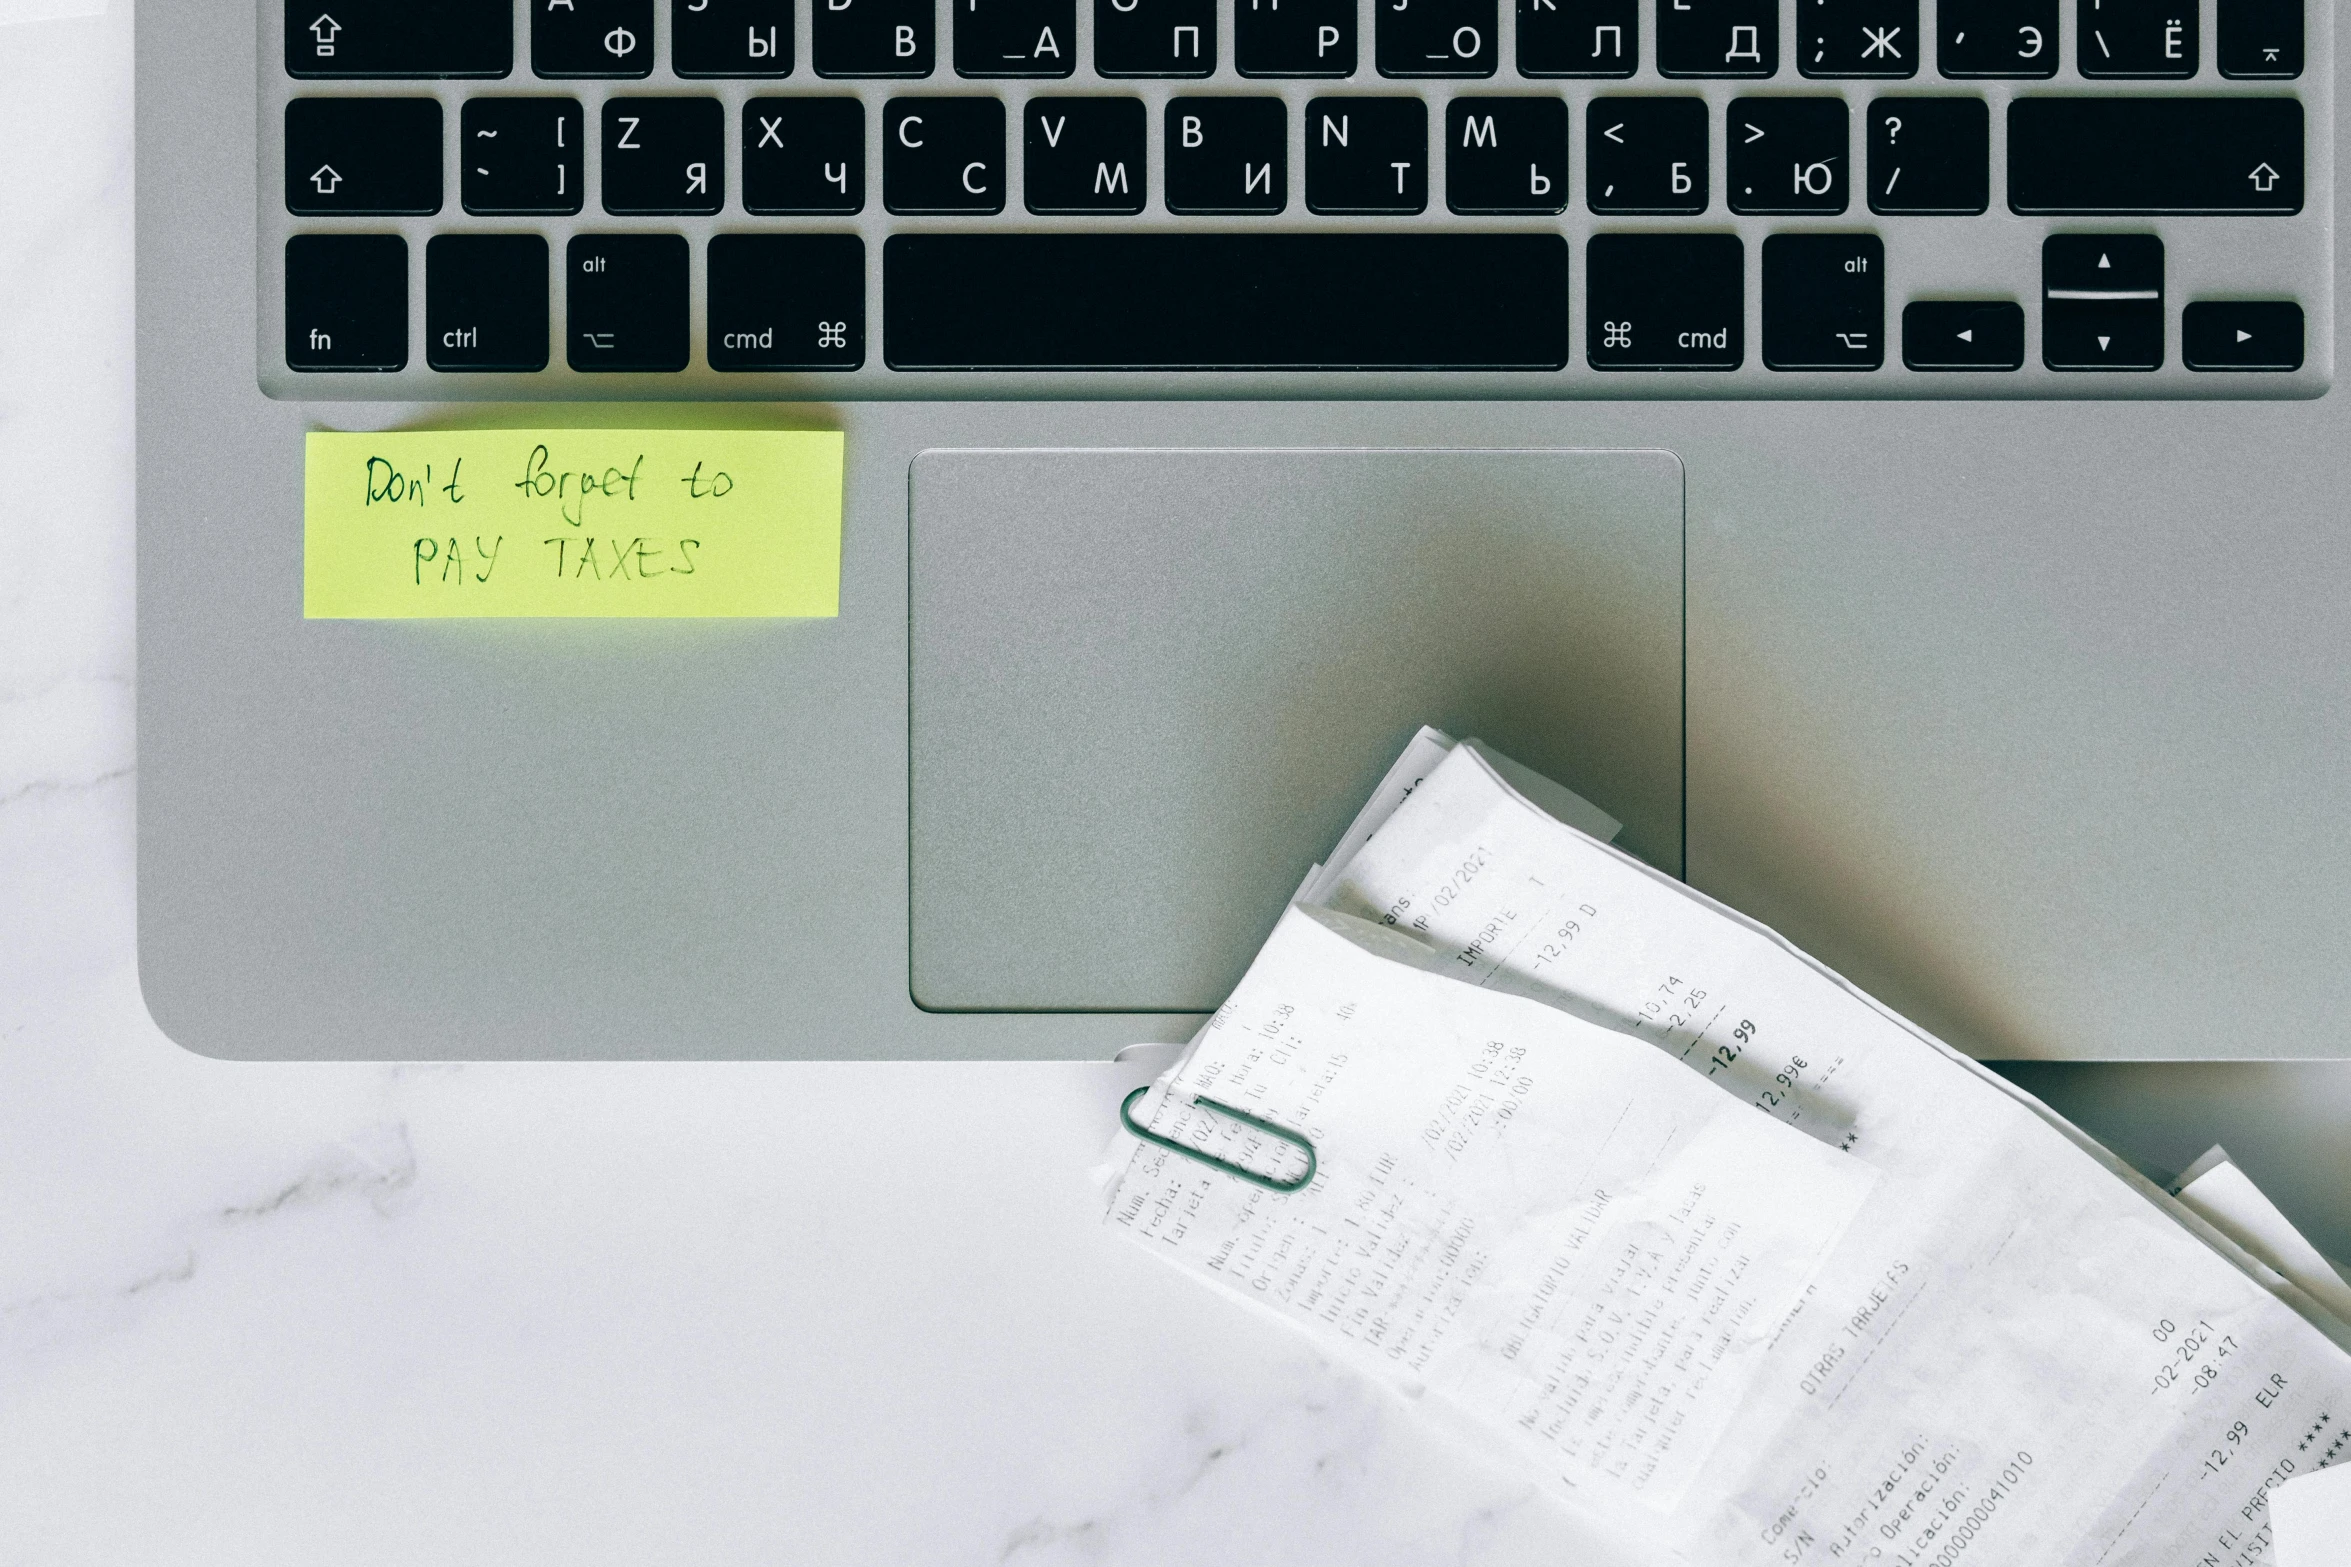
(0, 12), (1617, 1560)
(4, 8), (2348, 1563)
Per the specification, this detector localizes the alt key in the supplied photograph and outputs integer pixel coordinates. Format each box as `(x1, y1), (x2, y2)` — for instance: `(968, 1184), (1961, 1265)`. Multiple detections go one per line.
(2183, 301), (2304, 372)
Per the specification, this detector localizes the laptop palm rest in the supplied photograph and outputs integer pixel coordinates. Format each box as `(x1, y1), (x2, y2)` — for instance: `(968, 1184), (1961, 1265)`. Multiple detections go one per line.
(908, 448), (1686, 1012)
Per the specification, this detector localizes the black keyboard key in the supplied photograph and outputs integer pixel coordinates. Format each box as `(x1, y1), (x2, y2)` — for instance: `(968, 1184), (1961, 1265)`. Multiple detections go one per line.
(1516, 0), (1636, 77)
(1165, 97), (1287, 213)
(1900, 300), (2025, 369)
(2182, 301), (2303, 371)
(285, 233), (407, 371)
(745, 97), (866, 213)
(535, 0), (656, 77)
(815, 0), (936, 75)
(603, 97), (725, 215)
(2218, 0), (2301, 79)
(1936, 0), (2057, 76)
(709, 234), (867, 370)
(1762, 232), (1882, 369)
(285, 98), (442, 215)
(1379, 0), (1498, 78)
(2077, 0), (2195, 76)
(1727, 96), (1847, 214)
(1096, 0), (1217, 75)
(2008, 98), (2302, 215)
(883, 233), (1569, 369)
(1588, 97), (1708, 215)
(1025, 97), (1147, 212)
(1656, 0), (1777, 78)
(1801, 0), (1918, 77)
(883, 97), (1006, 213)
(285, 1), (512, 79)
(463, 98), (585, 215)
(426, 234), (549, 371)
(957, 0), (1078, 77)
(1867, 97), (1987, 213)
(1236, 0), (1356, 76)
(569, 234), (691, 371)
(1587, 233), (1742, 369)
(1305, 98), (1427, 214)
(672, 0), (794, 76)
(1446, 98), (1568, 214)
(2042, 233), (2162, 371)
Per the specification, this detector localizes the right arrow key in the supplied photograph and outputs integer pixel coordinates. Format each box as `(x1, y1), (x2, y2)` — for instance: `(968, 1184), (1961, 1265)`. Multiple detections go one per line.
(2182, 301), (2305, 372)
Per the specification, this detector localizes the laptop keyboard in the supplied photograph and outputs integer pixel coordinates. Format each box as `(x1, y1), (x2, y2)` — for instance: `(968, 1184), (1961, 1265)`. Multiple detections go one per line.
(261, 0), (2328, 397)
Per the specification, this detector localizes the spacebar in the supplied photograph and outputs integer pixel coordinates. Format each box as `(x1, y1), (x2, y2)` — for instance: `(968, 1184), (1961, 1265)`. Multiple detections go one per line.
(883, 233), (1571, 371)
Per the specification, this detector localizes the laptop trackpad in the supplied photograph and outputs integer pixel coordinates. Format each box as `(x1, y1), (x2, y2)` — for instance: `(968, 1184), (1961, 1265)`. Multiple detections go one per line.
(909, 448), (1685, 1012)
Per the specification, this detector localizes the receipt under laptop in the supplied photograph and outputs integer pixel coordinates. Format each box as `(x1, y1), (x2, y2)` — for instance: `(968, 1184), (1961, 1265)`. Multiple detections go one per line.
(1109, 905), (1879, 1517)
(1290, 741), (2351, 1565)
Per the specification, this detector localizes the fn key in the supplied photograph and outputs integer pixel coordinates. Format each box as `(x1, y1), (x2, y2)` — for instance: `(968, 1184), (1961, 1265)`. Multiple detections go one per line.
(286, 234), (407, 372)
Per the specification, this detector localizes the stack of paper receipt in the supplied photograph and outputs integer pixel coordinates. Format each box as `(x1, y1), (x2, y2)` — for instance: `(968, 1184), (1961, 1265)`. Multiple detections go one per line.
(1104, 729), (2351, 1567)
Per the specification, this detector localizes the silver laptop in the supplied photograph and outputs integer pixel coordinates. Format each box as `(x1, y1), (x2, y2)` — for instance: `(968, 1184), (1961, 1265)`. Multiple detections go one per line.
(136, 0), (2345, 1062)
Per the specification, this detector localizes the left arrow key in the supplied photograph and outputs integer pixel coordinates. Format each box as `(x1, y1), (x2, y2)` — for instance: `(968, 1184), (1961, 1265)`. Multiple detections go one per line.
(285, 98), (443, 216)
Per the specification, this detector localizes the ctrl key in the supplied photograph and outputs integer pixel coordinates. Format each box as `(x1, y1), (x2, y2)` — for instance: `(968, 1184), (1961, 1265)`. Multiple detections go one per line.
(707, 234), (865, 371)
(427, 235), (548, 372)
(286, 234), (407, 372)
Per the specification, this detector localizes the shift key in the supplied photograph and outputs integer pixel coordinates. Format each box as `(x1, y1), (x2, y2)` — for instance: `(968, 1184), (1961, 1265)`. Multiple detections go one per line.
(2007, 98), (2302, 215)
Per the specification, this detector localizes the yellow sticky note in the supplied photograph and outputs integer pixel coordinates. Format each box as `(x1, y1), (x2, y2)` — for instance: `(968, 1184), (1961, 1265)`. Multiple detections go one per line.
(303, 429), (843, 618)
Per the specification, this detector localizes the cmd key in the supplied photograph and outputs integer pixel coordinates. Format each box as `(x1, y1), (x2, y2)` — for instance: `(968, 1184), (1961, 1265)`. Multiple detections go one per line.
(286, 1), (512, 78)
(1586, 233), (1743, 370)
(2008, 98), (2302, 215)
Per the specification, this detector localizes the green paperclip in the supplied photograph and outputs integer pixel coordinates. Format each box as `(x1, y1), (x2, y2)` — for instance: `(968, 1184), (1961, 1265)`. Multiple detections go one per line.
(1119, 1085), (1318, 1194)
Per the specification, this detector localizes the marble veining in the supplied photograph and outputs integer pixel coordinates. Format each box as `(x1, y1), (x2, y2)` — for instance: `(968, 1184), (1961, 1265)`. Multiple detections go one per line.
(6, 8), (2346, 1564)
(0, 21), (1617, 1558)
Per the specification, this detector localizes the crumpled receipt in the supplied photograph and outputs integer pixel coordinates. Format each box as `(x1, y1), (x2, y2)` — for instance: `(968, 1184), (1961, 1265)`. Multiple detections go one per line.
(1107, 904), (1878, 1518)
